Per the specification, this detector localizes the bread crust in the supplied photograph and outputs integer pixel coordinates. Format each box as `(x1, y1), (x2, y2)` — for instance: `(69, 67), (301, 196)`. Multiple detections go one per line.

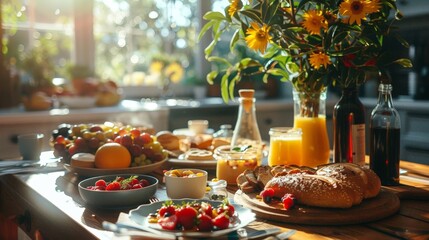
(258, 163), (382, 208)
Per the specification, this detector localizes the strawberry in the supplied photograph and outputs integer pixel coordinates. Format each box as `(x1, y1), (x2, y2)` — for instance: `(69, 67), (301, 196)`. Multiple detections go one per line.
(158, 214), (178, 230)
(197, 213), (213, 232)
(212, 212), (230, 230)
(176, 205), (198, 230)
(217, 200), (235, 217)
(158, 201), (176, 217)
(199, 202), (213, 217)
(131, 184), (142, 189)
(95, 179), (106, 188)
(281, 193), (296, 210)
(140, 179), (150, 187)
(105, 181), (121, 191)
(260, 188), (275, 203)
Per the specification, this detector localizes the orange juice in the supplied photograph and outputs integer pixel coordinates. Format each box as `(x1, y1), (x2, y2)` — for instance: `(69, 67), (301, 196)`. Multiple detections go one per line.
(268, 127), (302, 166)
(214, 145), (259, 185)
(294, 116), (330, 167)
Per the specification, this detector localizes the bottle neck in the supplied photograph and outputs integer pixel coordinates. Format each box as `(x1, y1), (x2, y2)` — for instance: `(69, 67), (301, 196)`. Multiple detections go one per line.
(377, 84), (394, 107)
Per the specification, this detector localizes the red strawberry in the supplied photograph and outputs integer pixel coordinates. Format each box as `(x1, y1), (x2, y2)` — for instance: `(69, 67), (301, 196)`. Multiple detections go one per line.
(281, 193), (296, 210)
(197, 213), (213, 232)
(159, 204), (176, 218)
(131, 184), (142, 189)
(140, 179), (150, 187)
(212, 212), (230, 230)
(105, 181), (121, 191)
(176, 205), (198, 230)
(199, 202), (213, 217)
(95, 179), (106, 188)
(158, 214), (178, 230)
(260, 188), (275, 203)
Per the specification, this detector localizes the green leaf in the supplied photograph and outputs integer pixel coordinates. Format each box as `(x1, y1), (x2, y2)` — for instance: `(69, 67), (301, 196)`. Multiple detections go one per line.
(203, 11), (226, 21)
(207, 56), (232, 67)
(198, 20), (215, 42)
(206, 71), (218, 85)
(230, 29), (240, 52)
(204, 39), (217, 57)
(240, 9), (263, 24)
(221, 73), (230, 103)
(393, 58), (413, 68)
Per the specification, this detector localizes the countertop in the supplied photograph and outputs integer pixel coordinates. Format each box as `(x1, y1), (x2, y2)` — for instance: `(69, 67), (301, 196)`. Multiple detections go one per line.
(0, 157), (428, 240)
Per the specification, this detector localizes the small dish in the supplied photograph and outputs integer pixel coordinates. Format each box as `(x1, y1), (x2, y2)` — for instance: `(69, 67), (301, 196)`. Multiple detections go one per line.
(78, 174), (158, 208)
(172, 128), (214, 136)
(164, 169), (207, 199)
(168, 154), (217, 169)
(58, 96), (96, 109)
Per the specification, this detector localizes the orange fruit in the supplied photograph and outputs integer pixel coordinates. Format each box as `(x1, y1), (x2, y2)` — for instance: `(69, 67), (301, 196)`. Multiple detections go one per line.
(94, 143), (131, 169)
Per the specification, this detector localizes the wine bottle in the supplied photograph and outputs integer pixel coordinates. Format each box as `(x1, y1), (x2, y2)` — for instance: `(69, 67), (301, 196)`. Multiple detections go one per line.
(333, 87), (366, 165)
(370, 81), (401, 186)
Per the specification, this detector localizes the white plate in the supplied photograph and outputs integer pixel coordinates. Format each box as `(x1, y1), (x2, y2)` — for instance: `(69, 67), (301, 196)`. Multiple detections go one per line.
(63, 157), (167, 177)
(172, 128), (214, 136)
(129, 199), (255, 238)
(168, 154), (216, 169)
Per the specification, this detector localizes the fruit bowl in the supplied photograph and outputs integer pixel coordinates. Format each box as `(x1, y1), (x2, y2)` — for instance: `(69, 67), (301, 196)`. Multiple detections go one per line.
(78, 174), (158, 208)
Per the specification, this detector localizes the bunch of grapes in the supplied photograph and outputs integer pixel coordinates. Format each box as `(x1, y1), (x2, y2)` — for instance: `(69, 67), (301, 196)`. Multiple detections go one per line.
(51, 122), (167, 166)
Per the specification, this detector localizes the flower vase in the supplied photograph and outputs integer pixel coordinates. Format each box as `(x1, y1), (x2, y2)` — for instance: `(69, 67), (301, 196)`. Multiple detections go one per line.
(333, 87), (366, 165)
(292, 88), (330, 167)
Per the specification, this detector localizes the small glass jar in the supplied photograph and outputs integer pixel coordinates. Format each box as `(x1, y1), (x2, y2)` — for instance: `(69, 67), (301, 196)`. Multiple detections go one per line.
(214, 145), (259, 185)
(207, 179), (228, 201)
(268, 127), (302, 167)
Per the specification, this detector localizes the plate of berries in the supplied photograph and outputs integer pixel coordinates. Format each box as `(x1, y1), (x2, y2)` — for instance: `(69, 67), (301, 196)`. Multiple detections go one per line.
(128, 199), (255, 238)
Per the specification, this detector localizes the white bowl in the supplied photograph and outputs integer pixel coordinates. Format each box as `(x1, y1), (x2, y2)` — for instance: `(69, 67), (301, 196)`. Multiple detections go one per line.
(78, 174), (158, 208)
(164, 169), (207, 199)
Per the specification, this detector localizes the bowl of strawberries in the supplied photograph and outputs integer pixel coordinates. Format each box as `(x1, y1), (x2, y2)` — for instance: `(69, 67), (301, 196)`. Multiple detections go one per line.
(78, 174), (158, 208)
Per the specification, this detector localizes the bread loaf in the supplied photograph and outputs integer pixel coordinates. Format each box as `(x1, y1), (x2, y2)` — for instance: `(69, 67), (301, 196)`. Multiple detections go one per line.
(264, 163), (381, 208)
(266, 174), (355, 208)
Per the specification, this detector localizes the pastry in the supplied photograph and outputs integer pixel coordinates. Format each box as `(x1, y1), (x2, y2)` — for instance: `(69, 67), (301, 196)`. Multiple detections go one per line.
(184, 149), (213, 161)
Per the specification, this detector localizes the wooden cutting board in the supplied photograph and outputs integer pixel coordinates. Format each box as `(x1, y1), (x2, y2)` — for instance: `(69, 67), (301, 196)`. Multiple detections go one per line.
(234, 189), (400, 225)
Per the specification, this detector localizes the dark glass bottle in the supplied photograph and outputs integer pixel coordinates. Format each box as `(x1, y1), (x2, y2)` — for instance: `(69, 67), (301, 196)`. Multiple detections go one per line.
(333, 87), (366, 165)
(370, 83), (401, 186)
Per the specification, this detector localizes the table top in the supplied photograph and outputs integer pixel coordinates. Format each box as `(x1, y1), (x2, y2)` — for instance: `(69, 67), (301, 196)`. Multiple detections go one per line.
(1, 158), (429, 240)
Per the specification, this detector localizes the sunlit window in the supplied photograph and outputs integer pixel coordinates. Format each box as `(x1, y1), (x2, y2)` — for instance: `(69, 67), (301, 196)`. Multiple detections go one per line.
(2, 0), (73, 92)
(93, 0), (199, 88)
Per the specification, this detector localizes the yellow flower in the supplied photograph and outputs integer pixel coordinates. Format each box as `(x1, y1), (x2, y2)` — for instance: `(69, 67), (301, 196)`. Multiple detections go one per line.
(309, 52), (331, 70)
(245, 22), (272, 54)
(149, 61), (164, 74)
(164, 62), (184, 83)
(228, 0), (241, 17)
(367, 0), (381, 13)
(302, 10), (327, 35)
(339, 0), (373, 25)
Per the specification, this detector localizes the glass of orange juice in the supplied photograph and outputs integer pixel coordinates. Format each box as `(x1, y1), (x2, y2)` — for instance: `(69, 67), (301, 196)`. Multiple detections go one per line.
(214, 145), (259, 185)
(268, 127), (302, 167)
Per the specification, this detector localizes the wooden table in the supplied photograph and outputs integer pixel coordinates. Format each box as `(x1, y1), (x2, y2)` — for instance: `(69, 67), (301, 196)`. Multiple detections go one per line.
(1, 159), (429, 240)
